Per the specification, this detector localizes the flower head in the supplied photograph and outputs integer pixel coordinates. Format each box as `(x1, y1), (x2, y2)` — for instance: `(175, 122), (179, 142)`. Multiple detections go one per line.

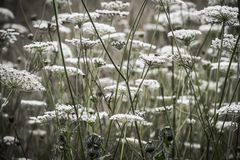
(0, 65), (45, 91)
(110, 113), (145, 123)
(82, 22), (116, 36)
(101, 1), (130, 11)
(198, 6), (239, 26)
(0, 7), (14, 22)
(168, 29), (201, 45)
(44, 65), (85, 76)
(0, 29), (19, 45)
(211, 34), (239, 51)
(217, 102), (240, 115)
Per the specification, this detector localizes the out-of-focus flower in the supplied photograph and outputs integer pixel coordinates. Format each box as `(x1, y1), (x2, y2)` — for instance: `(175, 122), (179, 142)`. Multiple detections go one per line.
(198, 5), (239, 26)
(29, 129), (47, 136)
(151, 0), (185, 6)
(82, 22), (116, 36)
(211, 34), (239, 51)
(0, 29), (19, 45)
(96, 9), (129, 18)
(65, 38), (99, 49)
(215, 121), (238, 131)
(184, 142), (201, 149)
(0, 7), (14, 22)
(217, 102), (240, 115)
(129, 40), (156, 51)
(2, 136), (19, 146)
(21, 100), (47, 108)
(44, 65), (85, 76)
(145, 105), (173, 114)
(32, 20), (71, 33)
(46, 0), (72, 8)
(66, 57), (106, 68)
(155, 9), (200, 28)
(134, 79), (160, 90)
(64, 12), (100, 25)
(3, 23), (28, 34)
(101, 1), (130, 11)
(210, 62), (238, 73)
(0, 64), (45, 91)
(110, 113), (145, 123)
(208, 0), (237, 7)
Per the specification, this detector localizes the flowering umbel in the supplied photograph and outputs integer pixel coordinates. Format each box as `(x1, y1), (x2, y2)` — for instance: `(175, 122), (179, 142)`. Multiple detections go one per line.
(0, 65), (46, 91)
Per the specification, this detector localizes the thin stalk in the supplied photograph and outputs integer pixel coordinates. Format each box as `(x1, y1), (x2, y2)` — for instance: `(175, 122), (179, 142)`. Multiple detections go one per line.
(120, 125), (127, 160)
(52, 0), (85, 159)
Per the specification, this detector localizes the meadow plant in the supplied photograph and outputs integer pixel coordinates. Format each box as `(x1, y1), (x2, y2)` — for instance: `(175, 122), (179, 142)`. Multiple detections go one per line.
(0, 0), (240, 159)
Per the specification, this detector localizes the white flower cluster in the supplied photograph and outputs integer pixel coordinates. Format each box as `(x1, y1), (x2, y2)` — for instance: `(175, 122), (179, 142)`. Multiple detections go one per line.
(44, 65), (85, 76)
(101, 32), (126, 41)
(65, 38), (99, 49)
(31, 104), (108, 124)
(186, 118), (196, 124)
(64, 12), (100, 25)
(21, 100), (47, 108)
(96, 9), (129, 18)
(3, 23), (28, 34)
(184, 142), (201, 149)
(217, 102), (240, 115)
(82, 22), (116, 36)
(211, 34), (238, 51)
(46, 0), (72, 8)
(129, 40), (157, 51)
(24, 41), (54, 53)
(168, 29), (201, 45)
(134, 79), (160, 90)
(0, 64), (46, 91)
(33, 20), (56, 31)
(215, 121), (238, 131)
(44, 41), (73, 57)
(198, 5), (239, 26)
(66, 57), (106, 67)
(208, 0), (237, 6)
(2, 136), (19, 146)
(177, 95), (195, 106)
(0, 7), (14, 21)
(101, 1), (130, 11)
(151, 0), (185, 5)
(139, 54), (167, 66)
(155, 9), (200, 28)
(120, 137), (147, 145)
(29, 129), (47, 136)
(210, 62), (238, 72)
(145, 105), (173, 114)
(110, 113), (145, 123)
(103, 84), (142, 101)
(0, 29), (19, 45)
(171, 54), (202, 66)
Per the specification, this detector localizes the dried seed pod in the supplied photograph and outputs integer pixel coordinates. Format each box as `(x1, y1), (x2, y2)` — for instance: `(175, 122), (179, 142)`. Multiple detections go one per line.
(161, 126), (174, 142)
(145, 141), (155, 153)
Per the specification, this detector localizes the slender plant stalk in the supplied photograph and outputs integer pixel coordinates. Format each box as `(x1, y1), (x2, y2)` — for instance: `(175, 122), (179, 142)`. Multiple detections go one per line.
(52, 0), (86, 159)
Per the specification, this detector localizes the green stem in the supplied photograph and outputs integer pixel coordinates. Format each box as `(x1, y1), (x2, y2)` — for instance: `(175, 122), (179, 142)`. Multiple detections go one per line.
(52, 0), (85, 159)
